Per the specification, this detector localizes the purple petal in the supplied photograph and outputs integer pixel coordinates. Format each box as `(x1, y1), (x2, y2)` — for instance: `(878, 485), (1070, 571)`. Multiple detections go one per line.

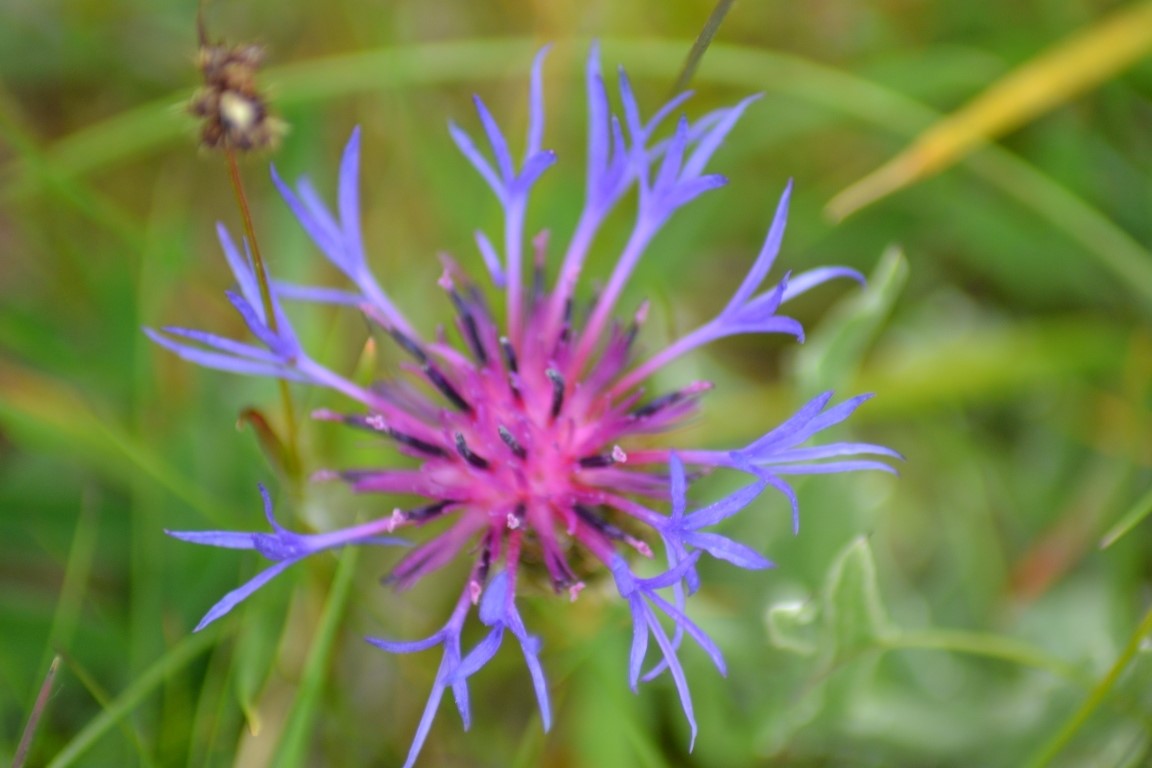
(472, 94), (514, 183)
(402, 675), (448, 768)
(270, 169), (345, 271)
(626, 597), (648, 690)
(146, 329), (308, 381)
(782, 266), (864, 302)
(771, 459), (899, 476)
(741, 391), (835, 455)
(517, 634), (552, 731)
(367, 630), (448, 655)
(223, 290), (282, 354)
(662, 173), (727, 212)
(681, 94), (760, 179)
(166, 529), (256, 549)
(154, 326), (281, 363)
(215, 223), (260, 307)
(193, 559), (297, 631)
(653, 116), (690, 195)
(645, 590), (727, 676)
(273, 283), (364, 305)
(683, 531), (773, 571)
(511, 150), (557, 196)
(585, 43), (608, 197)
(456, 627), (504, 679)
(756, 442), (903, 465)
(724, 182), (791, 314)
(527, 46), (550, 156)
(448, 120), (504, 201)
(669, 452), (686, 519)
(644, 607), (698, 749)
(478, 570), (510, 624)
(682, 480), (766, 530)
(337, 127), (366, 272)
(473, 230), (506, 287)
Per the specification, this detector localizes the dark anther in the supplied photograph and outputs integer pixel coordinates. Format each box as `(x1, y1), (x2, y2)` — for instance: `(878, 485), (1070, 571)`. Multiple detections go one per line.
(498, 425), (527, 460)
(424, 364), (472, 412)
(499, 336), (518, 373)
(557, 299), (573, 346)
(407, 500), (455, 523)
(625, 300), (650, 348)
(387, 328), (428, 363)
(388, 430), (448, 458)
(454, 432), (490, 469)
(574, 504), (627, 541)
(632, 390), (685, 419)
(477, 531), (495, 585)
(578, 453), (615, 468)
(450, 290), (488, 365)
(338, 415), (448, 457)
(546, 368), (565, 420)
(543, 546), (578, 592)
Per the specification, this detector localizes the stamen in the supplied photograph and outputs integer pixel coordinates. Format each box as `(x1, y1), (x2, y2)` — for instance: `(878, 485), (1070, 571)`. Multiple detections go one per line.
(506, 503), (527, 531)
(625, 299), (650, 347)
(498, 425), (527, 459)
(336, 414), (448, 457)
(573, 504), (649, 555)
(546, 368), (565, 420)
(386, 327), (427, 363)
(424, 364), (472, 412)
(499, 335), (518, 373)
(543, 545), (578, 592)
(574, 504), (626, 540)
(578, 453), (616, 468)
(450, 290), (488, 365)
(475, 532), (495, 591)
(454, 432), (490, 469)
(407, 499), (455, 523)
(557, 299), (573, 346)
(389, 429), (449, 458)
(630, 381), (713, 419)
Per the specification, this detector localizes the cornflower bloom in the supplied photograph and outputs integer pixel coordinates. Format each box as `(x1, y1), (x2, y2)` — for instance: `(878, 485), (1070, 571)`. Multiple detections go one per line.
(151, 45), (898, 766)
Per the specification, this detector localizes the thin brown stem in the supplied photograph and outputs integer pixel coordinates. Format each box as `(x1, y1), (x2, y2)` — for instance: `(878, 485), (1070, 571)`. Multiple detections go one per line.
(670, 0), (738, 96)
(224, 147), (301, 477)
(13, 654), (61, 768)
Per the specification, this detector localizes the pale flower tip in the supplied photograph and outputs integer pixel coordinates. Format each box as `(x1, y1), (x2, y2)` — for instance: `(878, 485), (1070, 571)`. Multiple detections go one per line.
(628, 537), (653, 558)
(387, 508), (406, 532)
(469, 579), (483, 604)
(611, 445), (628, 463)
(568, 582), (586, 602)
(634, 299), (650, 325)
(310, 469), (339, 482)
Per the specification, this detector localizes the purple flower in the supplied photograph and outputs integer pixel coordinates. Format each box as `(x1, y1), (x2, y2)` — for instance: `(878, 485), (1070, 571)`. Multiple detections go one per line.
(166, 484), (408, 631)
(153, 45), (896, 763)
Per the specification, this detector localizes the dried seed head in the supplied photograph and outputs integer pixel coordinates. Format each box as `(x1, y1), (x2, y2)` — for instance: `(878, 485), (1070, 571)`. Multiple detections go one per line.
(190, 36), (285, 152)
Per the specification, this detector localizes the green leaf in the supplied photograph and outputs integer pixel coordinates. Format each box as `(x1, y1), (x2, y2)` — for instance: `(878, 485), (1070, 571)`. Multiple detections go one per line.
(820, 537), (893, 664)
(765, 599), (819, 656)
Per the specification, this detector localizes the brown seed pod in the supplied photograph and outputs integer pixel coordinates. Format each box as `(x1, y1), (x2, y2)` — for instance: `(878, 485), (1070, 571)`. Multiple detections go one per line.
(190, 22), (285, 152)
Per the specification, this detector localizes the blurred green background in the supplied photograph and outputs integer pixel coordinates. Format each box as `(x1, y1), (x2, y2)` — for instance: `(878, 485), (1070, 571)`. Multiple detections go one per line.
(2, 1), (1151, 766)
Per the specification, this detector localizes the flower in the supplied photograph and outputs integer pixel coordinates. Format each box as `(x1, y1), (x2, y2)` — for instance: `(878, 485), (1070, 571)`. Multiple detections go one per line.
(153, 44), (897, 766)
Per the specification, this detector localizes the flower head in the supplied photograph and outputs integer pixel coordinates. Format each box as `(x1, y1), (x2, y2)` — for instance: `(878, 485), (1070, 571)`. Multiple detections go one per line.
(152, 45), (896, 765)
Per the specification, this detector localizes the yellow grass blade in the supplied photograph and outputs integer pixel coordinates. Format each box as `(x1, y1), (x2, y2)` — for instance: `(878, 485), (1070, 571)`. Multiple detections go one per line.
(828, 1), (1152, 220)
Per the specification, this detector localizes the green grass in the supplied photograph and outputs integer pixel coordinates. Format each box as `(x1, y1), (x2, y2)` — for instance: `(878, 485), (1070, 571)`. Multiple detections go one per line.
(2, 1), (1151, 766)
